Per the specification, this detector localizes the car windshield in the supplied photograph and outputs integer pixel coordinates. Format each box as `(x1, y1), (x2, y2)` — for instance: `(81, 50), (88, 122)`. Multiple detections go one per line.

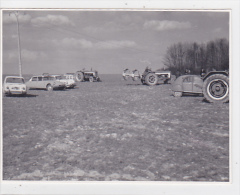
(62, 75), (73, 79)
(6, 77), (24, 84)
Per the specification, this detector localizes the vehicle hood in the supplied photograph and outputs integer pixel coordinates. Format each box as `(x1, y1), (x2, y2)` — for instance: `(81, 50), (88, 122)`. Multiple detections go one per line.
(60, 79), (75, 83)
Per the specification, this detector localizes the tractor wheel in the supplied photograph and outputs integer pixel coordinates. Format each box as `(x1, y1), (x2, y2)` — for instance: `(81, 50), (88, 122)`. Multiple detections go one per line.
(203, 74), (229, 103)
(173, 91), (182, 97)
(75, 72), (84, 82)
(145, 73), (158, 86)
(89, 76), (94, 82)
(46, 84), (53, 91)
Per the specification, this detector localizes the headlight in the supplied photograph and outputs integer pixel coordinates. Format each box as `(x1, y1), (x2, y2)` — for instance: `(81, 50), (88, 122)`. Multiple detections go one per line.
(22, 87), (26, 90)
(6, 87), (9, 89)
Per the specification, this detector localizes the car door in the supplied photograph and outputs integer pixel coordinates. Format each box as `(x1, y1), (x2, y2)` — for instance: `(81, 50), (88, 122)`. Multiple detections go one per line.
(182, 76), (193, 92)
(42, 76), (51, 88)
(37, 76), (44, 88)
(27, 76), (38, 88)
(192, 76), (203, 93)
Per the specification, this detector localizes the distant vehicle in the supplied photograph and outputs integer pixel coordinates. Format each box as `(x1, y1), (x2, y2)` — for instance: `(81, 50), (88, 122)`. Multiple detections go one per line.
(50, 74), (76, 89)
(75, 69), (101, 82)
(26, 75), (66, 91)
(61, 74), (77, 88)
(172, 71), (229, 103)
(123, 67), (175, 86)
(3, 76), (27, 96)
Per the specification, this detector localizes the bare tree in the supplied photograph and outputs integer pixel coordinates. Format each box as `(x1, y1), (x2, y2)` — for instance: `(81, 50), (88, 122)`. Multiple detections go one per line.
(163, 38), (229, 76)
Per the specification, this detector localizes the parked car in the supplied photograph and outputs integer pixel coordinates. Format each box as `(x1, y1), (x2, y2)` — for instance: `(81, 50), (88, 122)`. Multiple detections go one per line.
(75, 69), (101, 82)
(172, 75), (203, 97)
(48, 74), (76, 89)
(3, 76), (27, 95)
(172, 71), (229, 103)
(26, 75), (66, 91)
(61, 74), (77, 88)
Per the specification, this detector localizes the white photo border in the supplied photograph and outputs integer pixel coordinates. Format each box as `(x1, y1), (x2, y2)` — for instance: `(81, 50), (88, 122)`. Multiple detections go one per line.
(0, 0), (239, 195)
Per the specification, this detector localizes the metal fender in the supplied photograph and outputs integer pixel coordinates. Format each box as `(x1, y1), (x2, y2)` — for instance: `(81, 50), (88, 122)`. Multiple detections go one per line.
(172, 84), (182, 92)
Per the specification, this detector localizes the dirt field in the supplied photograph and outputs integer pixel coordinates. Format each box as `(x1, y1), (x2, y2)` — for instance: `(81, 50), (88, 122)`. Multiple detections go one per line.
(2, 74), (229, 181)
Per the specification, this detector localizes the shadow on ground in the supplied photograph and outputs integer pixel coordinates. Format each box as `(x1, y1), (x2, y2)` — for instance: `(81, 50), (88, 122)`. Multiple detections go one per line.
(4, 94), (38, 98)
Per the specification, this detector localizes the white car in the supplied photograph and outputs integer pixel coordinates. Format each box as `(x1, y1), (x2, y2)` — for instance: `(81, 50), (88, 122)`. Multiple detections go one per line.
(3, 76), (27, 95)
(26, 74), (66, 91)
(61, 74), (76, 88)
(50, 74), (76, 88)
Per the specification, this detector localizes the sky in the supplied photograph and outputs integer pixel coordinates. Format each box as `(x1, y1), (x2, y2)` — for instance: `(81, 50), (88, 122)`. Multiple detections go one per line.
(2, 10), (229, 75)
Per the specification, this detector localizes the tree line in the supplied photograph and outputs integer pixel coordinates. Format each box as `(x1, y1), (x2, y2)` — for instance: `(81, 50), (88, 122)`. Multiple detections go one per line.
(163, 38), (229, 76)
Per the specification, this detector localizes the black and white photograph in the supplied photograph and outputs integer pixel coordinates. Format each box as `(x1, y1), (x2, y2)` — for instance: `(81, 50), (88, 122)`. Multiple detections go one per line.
(1, 9), (231, 183)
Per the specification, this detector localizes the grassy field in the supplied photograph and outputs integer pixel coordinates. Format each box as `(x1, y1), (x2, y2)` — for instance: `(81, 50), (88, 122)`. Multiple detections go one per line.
(2, 74), (229, 181)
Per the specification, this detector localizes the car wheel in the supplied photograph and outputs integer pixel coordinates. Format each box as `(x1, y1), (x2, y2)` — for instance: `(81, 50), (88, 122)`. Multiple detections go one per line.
(89, 76), (94, 82)
(145, 73), (158, 86)
(173, 91), (182, 97)
(46, 84), (53, 91)
(203, 74), (229, 103)
(75, 72), (84, 82)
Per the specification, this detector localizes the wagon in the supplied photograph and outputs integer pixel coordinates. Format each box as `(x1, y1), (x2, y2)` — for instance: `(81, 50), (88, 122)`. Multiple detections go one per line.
(26, 75), (66, 91)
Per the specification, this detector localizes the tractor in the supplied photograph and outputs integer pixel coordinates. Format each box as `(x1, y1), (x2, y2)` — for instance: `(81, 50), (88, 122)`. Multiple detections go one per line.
(122, 67), (175, 86)
(75, 70), (101, 82)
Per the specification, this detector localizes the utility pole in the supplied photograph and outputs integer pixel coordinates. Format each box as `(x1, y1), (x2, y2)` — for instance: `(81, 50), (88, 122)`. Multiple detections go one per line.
(9, 11), (22, 77)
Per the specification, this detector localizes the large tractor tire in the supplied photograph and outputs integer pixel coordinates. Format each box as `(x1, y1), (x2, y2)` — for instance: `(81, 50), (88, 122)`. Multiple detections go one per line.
(203, 74), (229, 103)
(145, 73), (158, 86)
(75, 72), (84, 82)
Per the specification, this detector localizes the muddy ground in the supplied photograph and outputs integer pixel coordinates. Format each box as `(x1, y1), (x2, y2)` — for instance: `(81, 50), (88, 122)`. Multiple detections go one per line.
(2, 74), (229, 181)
